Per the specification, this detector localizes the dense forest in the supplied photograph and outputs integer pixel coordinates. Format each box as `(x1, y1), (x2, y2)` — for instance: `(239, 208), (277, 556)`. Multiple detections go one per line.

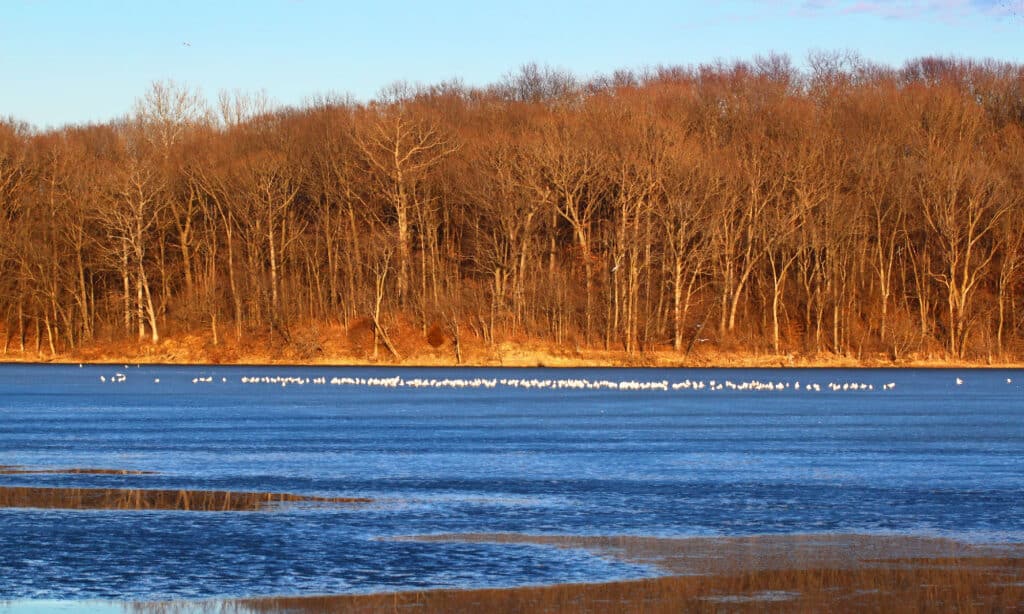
(1, 53), (1023, 362)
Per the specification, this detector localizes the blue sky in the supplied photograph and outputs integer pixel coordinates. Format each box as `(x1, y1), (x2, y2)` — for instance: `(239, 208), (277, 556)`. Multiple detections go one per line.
(1, 0), (1021, 129)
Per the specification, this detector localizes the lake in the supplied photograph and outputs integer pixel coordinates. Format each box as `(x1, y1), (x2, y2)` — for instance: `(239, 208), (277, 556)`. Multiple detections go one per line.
(1, 364), (1022, 602)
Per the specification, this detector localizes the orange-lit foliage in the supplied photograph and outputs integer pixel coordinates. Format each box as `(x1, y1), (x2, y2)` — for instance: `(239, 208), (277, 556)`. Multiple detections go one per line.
(2, 55), (1024, 361)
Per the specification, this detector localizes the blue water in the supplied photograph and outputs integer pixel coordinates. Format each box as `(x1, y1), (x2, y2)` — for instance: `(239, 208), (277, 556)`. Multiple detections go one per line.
(0, 365), (1022, 600)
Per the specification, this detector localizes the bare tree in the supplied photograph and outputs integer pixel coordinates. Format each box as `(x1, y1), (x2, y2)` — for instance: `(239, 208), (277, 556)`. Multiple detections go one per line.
(98, 144), (165, 343)
(1, 57), (1024, 363)
(913, 90), (1011, 358)
(354, 94), (458, 303)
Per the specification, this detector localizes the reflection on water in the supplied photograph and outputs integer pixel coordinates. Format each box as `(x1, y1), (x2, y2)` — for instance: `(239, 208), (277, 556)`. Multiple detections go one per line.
(1, 365), (1022, 601)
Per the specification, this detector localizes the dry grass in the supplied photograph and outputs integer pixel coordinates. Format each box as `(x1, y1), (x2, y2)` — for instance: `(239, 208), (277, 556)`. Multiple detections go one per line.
(396, 533), (1021, 576)
(0, 485), (370, 511)
(131, 559), (1024, 613)
(0, 466), (155, 475)
(124, 534), (1024, 613)
(4, 324), (1023, 367)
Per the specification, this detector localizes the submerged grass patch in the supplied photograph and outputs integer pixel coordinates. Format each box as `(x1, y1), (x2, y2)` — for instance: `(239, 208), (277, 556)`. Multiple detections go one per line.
(0, 485), (370, 511)
(395, 533), (1023, 575)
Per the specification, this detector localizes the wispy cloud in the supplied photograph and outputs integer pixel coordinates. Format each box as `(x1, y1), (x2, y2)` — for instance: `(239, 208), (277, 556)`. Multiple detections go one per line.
(795, 0), (1021, 22)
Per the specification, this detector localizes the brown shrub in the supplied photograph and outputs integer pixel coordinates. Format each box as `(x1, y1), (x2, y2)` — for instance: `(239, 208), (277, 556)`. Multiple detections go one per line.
(426, 322), (447, 348)
(346, 317), (375, 355)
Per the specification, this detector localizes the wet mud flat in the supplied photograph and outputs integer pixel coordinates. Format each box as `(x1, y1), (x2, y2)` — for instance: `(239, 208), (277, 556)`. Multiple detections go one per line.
(395, 533), (1024, 575)
(135, 534), (1024, 613)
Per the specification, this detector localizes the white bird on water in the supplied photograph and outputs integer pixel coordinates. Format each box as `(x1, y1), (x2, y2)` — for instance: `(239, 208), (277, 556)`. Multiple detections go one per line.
(956, 377), (964, 386)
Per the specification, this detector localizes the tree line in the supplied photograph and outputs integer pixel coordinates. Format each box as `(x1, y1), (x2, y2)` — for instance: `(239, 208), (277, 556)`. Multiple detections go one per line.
(2, 53), (1023, 361)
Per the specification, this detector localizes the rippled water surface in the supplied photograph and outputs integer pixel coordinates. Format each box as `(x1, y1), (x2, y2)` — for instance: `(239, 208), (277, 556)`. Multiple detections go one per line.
(1, 365), (1022, 600)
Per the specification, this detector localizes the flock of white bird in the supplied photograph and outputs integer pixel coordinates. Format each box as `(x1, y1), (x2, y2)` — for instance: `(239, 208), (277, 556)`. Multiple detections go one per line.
(213, 374), (898, 393)
(88, 362), (1022, 393)
(89, 372), (1022, 393)
(191, 376), (228, 384)
(79, 363), (1011, 393)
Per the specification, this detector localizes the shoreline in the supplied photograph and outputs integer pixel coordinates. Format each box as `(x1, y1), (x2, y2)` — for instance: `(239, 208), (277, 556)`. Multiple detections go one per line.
(1, 340), (1023, 370)
(5, 533), (1016, 612)
(2, 324), (1023, 369)
(4, 357), (1024, 368)
(171, 533), (1024, 612)
(224, 552), (1024, 613)
(3, 358), (1022, 369)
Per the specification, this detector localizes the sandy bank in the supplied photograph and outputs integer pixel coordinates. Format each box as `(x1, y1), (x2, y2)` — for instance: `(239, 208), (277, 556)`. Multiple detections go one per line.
(2, 329), (1022, 369)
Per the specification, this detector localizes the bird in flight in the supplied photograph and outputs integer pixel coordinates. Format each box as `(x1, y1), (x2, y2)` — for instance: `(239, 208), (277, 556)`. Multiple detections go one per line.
(183, 41), (191, 47)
